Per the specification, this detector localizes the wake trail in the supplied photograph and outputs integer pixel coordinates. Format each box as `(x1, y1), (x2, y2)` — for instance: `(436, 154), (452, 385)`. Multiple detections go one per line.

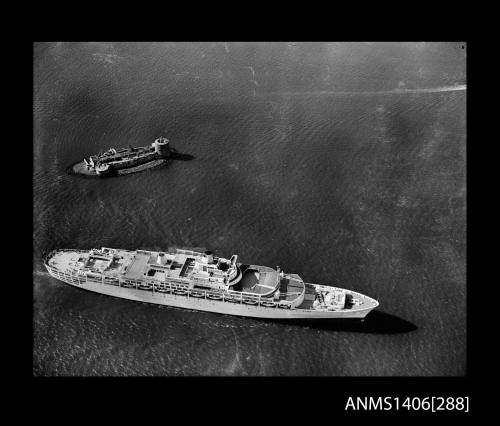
(261, 85), (466, 97)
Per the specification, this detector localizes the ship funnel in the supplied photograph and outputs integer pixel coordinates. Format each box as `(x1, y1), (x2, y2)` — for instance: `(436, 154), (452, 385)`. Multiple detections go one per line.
(153, 137), (170, 158)
(204, 250), (214, 263)
(157, 253), (166, 265)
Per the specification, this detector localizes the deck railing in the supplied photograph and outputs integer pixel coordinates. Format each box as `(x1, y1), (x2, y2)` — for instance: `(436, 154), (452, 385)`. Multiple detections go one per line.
(44, 250), (303, 309)
(46, 264), (295, 309)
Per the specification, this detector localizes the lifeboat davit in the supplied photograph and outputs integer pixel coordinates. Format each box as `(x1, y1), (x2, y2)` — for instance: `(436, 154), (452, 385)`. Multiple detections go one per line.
(207, 293), (223, 300)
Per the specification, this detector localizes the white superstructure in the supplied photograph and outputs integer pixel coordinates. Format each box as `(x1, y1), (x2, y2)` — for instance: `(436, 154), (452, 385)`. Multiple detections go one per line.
(43, 247), (379, 320)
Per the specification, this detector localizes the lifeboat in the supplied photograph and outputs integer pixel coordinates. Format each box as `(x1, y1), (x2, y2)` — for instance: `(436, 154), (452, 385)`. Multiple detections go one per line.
(278, 303), (291, 309)
(138, 282), (153, 290)
(207, 293), (223, 300)
(243, 298), (258, 305)
(190, 290), (205, 298)
(225, 295), (240, 303)
(173, 288), (188, 295)
(155, 286), (170, 293)
(121, 282), (135, 288)
(260, 300), (276, 308)
(87, 273), (102, 280)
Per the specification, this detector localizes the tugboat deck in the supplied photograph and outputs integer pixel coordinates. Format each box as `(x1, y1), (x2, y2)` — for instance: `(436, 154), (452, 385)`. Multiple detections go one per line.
(93, 147), (155, 165)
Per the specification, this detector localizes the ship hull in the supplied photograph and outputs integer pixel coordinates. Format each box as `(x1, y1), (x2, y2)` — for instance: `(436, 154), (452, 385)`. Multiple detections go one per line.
(45, 266), (376, 320)
(70, 158), (168, 177)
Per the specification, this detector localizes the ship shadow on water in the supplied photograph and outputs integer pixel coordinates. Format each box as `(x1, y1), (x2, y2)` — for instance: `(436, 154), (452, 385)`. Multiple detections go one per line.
(169, 149), (195, 162)
(266, 311), (417, 334)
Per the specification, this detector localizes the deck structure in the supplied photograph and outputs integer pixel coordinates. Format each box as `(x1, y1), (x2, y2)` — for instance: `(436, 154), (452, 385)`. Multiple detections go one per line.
(43, 247), (379, 319)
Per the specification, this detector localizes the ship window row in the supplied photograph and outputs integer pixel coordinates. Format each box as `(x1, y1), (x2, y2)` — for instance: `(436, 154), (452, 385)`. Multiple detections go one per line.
(53, 273), (294, 308)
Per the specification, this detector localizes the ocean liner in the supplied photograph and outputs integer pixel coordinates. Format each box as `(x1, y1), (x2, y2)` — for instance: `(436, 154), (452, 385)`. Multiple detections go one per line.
(43, 246), (379, 320)
(71, 137), (171, 176)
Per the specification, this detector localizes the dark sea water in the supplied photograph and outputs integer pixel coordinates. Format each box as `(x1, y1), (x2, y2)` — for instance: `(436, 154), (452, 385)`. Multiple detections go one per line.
(33, 42), (466, 376)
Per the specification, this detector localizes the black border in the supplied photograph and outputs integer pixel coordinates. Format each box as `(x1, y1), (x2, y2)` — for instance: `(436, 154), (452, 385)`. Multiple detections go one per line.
(27, 35), (475, 418)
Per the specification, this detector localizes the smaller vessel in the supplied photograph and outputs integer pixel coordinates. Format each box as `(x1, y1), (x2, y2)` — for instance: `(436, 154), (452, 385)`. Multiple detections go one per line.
(72, 137), (171, 177)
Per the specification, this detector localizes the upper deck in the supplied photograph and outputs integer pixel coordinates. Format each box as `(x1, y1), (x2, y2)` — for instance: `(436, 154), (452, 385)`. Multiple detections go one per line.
(90, 146), (154, 163)
(46, 247), (285, 297)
